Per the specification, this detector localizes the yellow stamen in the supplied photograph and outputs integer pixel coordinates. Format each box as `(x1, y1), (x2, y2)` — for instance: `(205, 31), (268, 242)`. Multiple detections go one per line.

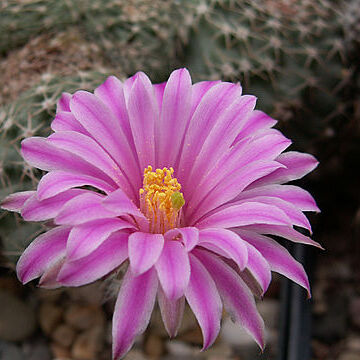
(139, 166), (185, 233)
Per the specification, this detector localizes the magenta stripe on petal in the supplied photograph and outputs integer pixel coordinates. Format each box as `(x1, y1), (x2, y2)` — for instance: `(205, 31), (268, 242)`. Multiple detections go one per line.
(126, 72), (158, 172)
(155, 241), (190, 300)
(66, 218), (134, 261)
(21, 189), (86, 221)
(153, 82), (166, 109)
(185, 254), (222, 350)
(156, 68), (192, 168)
(128, 232), (164, 276)
(37, 171), (115, 200)
(113, 267), (158, 360)
(198, 228), (248, 270)
(16, 226), (70, 284)
(158, 289), (185, 338)
(196, 201), (291, 230)
(1, 191), (35, 212)
(58, 231), (129, 286)
(237, 230), (311, 296)
(194, 249), (265, 350)
(56, 92), (71, 113)
(55, 192), (115, 225)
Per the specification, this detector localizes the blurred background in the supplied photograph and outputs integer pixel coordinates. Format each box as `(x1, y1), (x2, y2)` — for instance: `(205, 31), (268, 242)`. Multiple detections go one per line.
(0, 0), (359, 359)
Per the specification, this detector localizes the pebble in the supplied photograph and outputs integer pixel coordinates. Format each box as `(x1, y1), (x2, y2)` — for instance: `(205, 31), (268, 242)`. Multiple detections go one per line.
(125, 349), (148, 360)
(71, 326), (104, 360)
(144, 334), (164, 358)
(52, 324), (76, 348)
(179, 325), (203, 346)
(51, 342), (72, 359)
(39, 302), (63, 336)
(338, 352), (360, 360)
(67, 283), (104, 306)
(166, 339), (197, 356)
(350, 297), (360, 329)
(346, 335), (360, 353)
(0, 290), (36, 341)
(65, 304), (105, 331)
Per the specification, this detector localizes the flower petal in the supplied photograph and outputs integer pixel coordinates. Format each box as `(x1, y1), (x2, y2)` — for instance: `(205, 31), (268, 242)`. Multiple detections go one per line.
(16, 226), (70, 284)
(55, 192), (115, 225)
(126, 72), (158, 172)
(38, 257), (65, 289)
(153, 82), (166, 109)
(51, 111), (89, 134)
(1, 191), (35, 212)
(237, 184), (320, 212)
(158, 289), (185, 338)
(21, 137), (115, 185)
(155, 241), (190, 300)
(67, 218), (134, 261)
(236, 230), (311, 296)
(198, 228), (248, 270)
(196, 202), (291, 229)
(165, 227), (199, 251)
(194, 249), (265, 350)
(56, 92), (71, 113)
(21, 189), (86, 221)
(70, 90), (140, 190)
(112, 267), (158, 360)
(185, 253), (222, 350)
(37, 171), (115, 200)
(156, 68), (192, 168)
(128, 232), (164, 276)
(249, 151), (319, 188)
(58, 231), (129, 286)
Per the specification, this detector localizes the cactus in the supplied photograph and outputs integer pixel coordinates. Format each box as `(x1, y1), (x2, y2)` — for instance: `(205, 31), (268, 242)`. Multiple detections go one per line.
(0, 70), (116, 264)
(183, 0), (354, 151)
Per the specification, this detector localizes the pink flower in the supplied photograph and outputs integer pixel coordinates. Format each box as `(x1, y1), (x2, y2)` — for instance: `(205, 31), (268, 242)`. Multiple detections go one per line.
(1, 69), (321, 359)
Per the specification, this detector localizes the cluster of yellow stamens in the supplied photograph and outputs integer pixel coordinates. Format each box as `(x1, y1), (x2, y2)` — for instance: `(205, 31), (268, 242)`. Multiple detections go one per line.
(139, 166), (185, 233)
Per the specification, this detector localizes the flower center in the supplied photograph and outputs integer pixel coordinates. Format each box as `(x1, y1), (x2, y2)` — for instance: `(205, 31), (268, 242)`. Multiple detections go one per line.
(139, 166), (185, 233)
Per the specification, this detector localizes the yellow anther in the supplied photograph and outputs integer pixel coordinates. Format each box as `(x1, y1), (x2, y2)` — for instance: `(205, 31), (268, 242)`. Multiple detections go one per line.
(139, 166), (184, 233)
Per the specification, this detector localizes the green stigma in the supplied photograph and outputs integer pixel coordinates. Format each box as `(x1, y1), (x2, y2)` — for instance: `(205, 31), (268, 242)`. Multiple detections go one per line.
(171, 191), (185, 211)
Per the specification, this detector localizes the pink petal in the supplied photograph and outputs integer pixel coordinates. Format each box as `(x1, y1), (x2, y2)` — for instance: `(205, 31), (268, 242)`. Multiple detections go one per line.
(155, 241), (190, 300)
(153, 82), (166, 109)
(198, 228), (248, 270)
(51, 111), (89, 134)
(58, 231), (129, 286)
(1, 191), (35, 212)
(165, 227), (199, 251)
(233, 110), (277, 143)
(186, 95), (256, 192)
(113, 267), (158, 360)
(39, 257), (65, 289)
(185, 254), (222, 350)
(194, 249), (265, 350)
(236, 230), (311, 296)
(55, 192), (115, 225)
(16, 226), (70, 284)
(70, 90), (141, 190)
(249, 151), (319, 188)
(37, 171), (115, 200)
(188, 161), (285, 224)
(56, 92), (71, 113)
(66, 218), (134, 261)
(231, 196), (312, 232)
(178, 82), (240, 187)
(102, 189), (148, 230)
(126, 72), (158, 172)
(156, 68), (192, 167)
(21, 189), (86, 221)
(196, 201), (291, 230)
(240, 224), (323, 249)
(21, 137), (115, 185)
(242, 242), (271, 296)
(237, 184), (320, 212)
(94, 76), (134, 152)
(48, 131), (133, 198)
(158, 289), (185, 338)
(128, 232), (164, 276)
